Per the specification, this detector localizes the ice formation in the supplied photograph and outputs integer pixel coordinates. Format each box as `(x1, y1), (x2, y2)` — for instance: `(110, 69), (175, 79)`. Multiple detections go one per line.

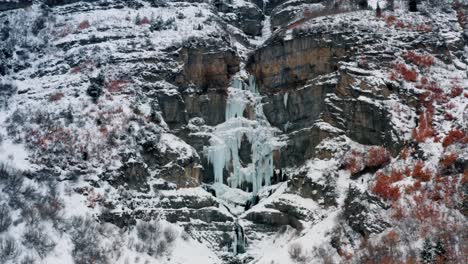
(206, 75), (278, 194)
(232, 221), (247, 254)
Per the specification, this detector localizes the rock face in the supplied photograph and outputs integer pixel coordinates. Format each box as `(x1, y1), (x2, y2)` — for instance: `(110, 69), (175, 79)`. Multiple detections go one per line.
(244, 210), (303, 230)
(343, 187), (390, 236)
(288, 171), (337, 207)
(0, 0), (32, 11)
(247, 33), (349, 93)
(176, 42), (240, 91)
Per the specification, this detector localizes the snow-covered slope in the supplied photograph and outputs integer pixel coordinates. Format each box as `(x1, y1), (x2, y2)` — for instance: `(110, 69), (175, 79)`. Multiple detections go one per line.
(0, 0), (467, 263)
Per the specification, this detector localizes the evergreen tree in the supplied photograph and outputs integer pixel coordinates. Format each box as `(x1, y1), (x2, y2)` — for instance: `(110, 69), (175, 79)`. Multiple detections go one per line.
(376, 3), (382, 17)
(434, 239), (447, 262)
(387, 0), (394, 11)
(358, 0), (368, 9)
(420, 238), (434, 264)
(409, 0), (418, 12)
(87, 71), (105, 103)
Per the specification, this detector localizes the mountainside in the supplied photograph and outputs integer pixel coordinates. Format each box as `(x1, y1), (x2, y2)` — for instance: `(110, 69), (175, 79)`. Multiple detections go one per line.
(0, 0), (467, 263)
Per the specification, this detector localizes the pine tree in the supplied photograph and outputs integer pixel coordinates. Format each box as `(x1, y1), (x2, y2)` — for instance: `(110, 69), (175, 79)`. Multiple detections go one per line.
(420, 238), (434, 264)
(434, 239), (447, 262)
(376, 3), (382, 17)
(387, 0), (394, 11)
(409, 0), (418, 12)
(358, 0), (368, 10)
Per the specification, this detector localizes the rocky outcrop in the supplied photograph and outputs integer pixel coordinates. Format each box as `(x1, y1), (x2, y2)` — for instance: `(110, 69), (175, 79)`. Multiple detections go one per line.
(0, 0), (32, 11)
(288, 171), (337, 207)
(176, 41), (240, 90)
(244, 210), (303, 230)
(247, 33), (349, 93)
(343, 187), (390, 236)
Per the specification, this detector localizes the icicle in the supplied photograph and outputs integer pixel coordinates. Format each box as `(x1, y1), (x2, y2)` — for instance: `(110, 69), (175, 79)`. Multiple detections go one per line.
(205, 74), (279, 194)
(232, 221), (246, 254)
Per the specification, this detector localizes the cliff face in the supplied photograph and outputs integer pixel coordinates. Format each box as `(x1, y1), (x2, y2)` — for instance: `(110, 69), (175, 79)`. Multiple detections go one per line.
(0, 1), (467, 263)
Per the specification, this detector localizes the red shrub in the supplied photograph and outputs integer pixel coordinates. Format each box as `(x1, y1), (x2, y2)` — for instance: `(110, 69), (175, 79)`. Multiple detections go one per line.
(415, 24), (432, 32)
(344, 150), (365, 175)
(440, 153), (457, 168)
(404, 51), (434, 68)
(70, 66), (81, 74)
(106, 80), (131, 93)
(393, 63), (418, 82)
(451, 85), (463, 97)
(49, 92), (65, 102)
(366, 146), (391, 167)
(442, 129), (466, 148)
(412, 161), (431, 182)
(386, 15), (397, 25)
(444, 112), (455, 121)
(396, 21), (407, 28)
(372, 172), (401, 201)
(412, 110), (435, 142)
(78, 20), (91, 30)
(136, 16), (151, 26)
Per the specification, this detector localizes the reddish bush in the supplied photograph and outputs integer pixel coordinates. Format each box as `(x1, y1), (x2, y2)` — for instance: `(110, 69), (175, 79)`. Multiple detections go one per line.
(440, 153), (457, 168)
(49, 92), (65, 102)
(444, 112), (455, 121)
(442, 129), (466, 148)
(366, 146), (391, 167)
(412, 110), (435, 142)
(106, 80), (131, 93)
(404, 51), (434, 68)
(70, 66), (81, 74)
(395, 21), (407, 28)
(343, 150), (365, 175)
(386, 15), (397, 25)
(136, 16), (151, 26)
(372, 172), (401, 201)
(393, 63), (418, 82)
(451, 85), (463, 97)
(78, 20), (91, 30)
(412, 161), (431, 182)
(415, 24), (432, 32)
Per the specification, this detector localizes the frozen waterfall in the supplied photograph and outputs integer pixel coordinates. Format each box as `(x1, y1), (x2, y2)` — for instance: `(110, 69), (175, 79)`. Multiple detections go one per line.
(205, 74), (278, 194)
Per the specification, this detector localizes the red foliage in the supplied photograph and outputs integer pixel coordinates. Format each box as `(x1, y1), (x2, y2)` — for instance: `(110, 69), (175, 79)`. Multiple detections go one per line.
(70, 66), (81, 74)
(393, 63), (418, 82)
(451, 85), (463, 97)
(49, 92), (65, 102)
(344, 150), (365, 175)
(412, 110), (435, 142)
(366, 146), (391, 167)
(99, 126), (108, 135)
(386, 15), (397, 25)
(440, 153), (457, 168)
(415, 24), (432, 32)
(412, 160), (431, 182)
(442, 129), (467, 148)
(136, 16), (151, 26)
(78, 20), (91, 30)
(444, 112), (454, 121)
(404, 51), (434, 68)
(396, 21), (407, 28)
(106, 80), (131, 93)
(372, 172), (401, 201)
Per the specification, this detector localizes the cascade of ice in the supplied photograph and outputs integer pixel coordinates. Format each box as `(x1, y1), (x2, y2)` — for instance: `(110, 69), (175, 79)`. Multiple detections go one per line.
(205, 73), (279, 194)
(232, 221), (246, 254)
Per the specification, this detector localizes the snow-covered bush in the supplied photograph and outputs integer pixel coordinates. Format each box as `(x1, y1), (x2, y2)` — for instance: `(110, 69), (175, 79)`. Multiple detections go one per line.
(149, 16), (176, 32)
(288, 242), (306, 262)
(0, 236), (20, 263)
(68, 216), (109, 264)
(22, 226), (56, 258)
(0, 204), (12, 233)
